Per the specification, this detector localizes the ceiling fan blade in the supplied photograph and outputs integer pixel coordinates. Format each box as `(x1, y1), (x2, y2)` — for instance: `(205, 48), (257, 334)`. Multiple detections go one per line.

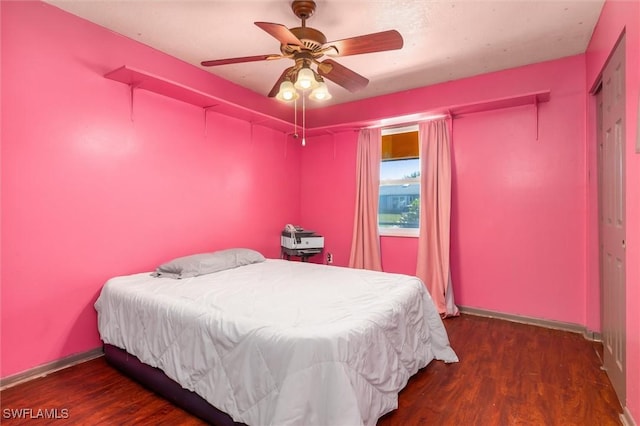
(201, 54), (281, 67)
(324, 30), (403, 57)
(268, 66), (295, 98)
(318, 59), (369, 93)
(255, 22), (303, 47)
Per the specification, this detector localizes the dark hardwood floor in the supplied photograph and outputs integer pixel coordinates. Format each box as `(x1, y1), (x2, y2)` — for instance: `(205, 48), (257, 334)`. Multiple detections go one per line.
(1, 314), (622, 425)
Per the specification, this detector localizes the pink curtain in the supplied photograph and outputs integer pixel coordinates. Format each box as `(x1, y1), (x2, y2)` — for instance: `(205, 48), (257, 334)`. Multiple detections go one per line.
(416, 119), (459, 317)
(348, 128), (383, 271)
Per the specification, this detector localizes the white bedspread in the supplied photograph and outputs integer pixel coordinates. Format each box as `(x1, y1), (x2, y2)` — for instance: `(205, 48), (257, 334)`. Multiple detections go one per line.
(95, 259), (458, 426)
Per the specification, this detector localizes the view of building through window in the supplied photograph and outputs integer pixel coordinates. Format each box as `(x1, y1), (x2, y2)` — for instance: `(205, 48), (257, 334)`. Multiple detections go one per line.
(379, 126), (420, 232)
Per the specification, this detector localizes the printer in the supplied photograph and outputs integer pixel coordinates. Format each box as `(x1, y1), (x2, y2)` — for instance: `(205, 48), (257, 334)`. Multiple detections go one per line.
(281, 227), (324, 251)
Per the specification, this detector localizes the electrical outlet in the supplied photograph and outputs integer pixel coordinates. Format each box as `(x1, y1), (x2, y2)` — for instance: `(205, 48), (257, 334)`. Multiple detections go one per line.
(327, 253), (333, 264)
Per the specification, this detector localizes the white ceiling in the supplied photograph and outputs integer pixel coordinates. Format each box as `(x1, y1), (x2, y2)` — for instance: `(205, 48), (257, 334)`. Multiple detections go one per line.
(44, 0), (605, 106)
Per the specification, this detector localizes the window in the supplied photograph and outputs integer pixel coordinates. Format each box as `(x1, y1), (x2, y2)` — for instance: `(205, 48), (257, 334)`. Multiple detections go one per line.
(378, 125), (420, 237)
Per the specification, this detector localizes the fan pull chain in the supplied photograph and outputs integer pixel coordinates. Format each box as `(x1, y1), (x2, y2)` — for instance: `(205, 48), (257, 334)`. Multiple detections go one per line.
(294, 97), (298, 138)
(302, 94), (306, 147)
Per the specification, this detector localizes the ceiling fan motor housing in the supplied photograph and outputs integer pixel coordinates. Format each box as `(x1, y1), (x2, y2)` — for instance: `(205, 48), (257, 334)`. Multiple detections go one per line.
(286, 27), (326, 52)
(291, 1), (316, 21)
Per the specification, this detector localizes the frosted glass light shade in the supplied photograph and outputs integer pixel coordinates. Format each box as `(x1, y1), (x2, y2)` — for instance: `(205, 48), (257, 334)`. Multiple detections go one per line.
(309, 82), (332, 101)
(275, 81), (299, 102)
(294, 67), (319, 90)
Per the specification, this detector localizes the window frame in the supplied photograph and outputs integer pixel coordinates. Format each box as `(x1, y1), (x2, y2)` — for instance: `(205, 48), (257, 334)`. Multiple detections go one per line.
(378, 124), (420, 238)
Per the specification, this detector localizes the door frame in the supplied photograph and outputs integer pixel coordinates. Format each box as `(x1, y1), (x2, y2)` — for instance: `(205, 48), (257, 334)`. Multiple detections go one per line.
(591, 32), (627, 409)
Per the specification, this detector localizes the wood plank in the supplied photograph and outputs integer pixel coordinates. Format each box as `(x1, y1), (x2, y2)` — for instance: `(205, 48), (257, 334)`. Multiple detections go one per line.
(378, 314), (622, 425)
(0, 314), (622, 425)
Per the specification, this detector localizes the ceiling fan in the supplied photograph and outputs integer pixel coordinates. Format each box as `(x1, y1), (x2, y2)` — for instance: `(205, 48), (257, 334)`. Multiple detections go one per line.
(200, 0), (404, 100)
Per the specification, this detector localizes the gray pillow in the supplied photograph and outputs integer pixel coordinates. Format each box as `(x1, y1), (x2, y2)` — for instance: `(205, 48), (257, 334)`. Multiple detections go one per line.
(151, 248), (265, 279)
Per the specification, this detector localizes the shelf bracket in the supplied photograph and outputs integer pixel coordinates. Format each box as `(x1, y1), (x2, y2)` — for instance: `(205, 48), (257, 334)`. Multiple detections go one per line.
(332, 132), (337, 159)
(534, 96), (539, 141)
(203, 105), (219, 137)
(204, 108), (207, 137)
(129, 84), (138, 122)
(250, 122), (255, 151)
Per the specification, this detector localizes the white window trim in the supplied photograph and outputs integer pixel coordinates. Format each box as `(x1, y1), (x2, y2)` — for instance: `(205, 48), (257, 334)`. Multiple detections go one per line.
(380, 177), (420, 186)
(379, 227), (420, 238)
(381, 124), (419, 136)
(379, 124), (420, 238)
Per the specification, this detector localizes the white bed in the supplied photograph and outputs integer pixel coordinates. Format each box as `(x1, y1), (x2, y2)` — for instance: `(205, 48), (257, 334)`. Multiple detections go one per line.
(95, 258), (458, 426)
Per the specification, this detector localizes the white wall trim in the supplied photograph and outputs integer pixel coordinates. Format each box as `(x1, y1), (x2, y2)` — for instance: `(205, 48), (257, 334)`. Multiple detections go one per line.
(0, 347), (103, 390)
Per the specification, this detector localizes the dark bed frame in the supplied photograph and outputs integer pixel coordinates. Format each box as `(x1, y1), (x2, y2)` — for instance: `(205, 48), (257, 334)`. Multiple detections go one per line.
(103, 344), (247, 426)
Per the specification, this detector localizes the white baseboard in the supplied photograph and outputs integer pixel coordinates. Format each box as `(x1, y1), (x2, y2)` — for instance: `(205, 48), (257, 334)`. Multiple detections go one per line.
(458, 306), (602, 341)
(621, 406), (637, 426)
(0, 347), (103, 391)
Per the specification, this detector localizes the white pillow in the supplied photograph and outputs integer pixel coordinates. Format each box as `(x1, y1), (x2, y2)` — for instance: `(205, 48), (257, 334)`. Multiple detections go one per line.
(151, 248), (265, 279)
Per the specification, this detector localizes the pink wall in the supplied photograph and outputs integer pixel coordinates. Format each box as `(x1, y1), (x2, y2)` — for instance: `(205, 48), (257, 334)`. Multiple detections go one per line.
(451, 99), (586, 322)
(298, 132), (421, 275)
(1, 2), (302, 378)
(297, 132), (356, 267)
(585, 0), (640, 421)
(302, 55), (588, 325)
(2, 3), (637, 421)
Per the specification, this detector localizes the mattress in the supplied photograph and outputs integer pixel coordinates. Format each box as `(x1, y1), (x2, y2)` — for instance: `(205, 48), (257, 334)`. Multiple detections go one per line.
(95, 259), (458, 426)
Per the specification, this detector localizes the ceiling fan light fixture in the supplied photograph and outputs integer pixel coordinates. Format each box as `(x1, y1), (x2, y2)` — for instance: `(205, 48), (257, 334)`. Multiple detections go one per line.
(276, 80), (299, 102)
(201, 1), (404, 103)
(309, 81), (332, 101)
(294, 66), (319, 90)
